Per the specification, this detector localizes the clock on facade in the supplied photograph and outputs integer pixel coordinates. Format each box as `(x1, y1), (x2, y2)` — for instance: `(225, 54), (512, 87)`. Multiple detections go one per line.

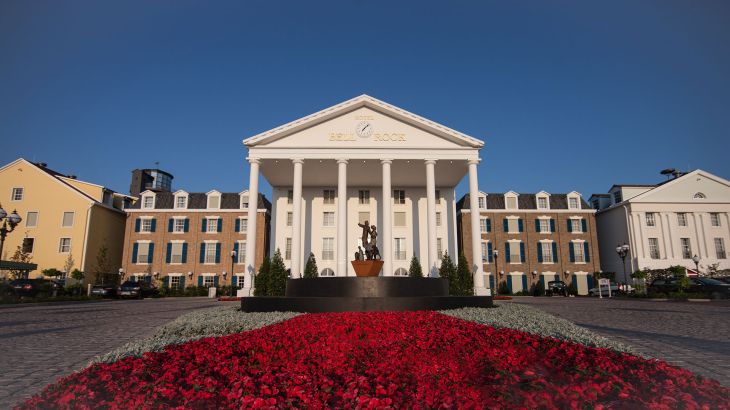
(356, 121), (373, 138)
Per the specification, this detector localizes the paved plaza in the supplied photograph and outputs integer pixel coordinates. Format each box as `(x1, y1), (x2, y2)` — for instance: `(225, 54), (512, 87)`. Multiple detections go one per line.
(0, 298), (221, 408)
(513, 297), (730, 387)
(1, 297), (728, 407)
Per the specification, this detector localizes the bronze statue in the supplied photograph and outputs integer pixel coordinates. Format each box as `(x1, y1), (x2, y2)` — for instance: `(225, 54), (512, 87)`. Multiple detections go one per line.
(355, 221), (380, 260)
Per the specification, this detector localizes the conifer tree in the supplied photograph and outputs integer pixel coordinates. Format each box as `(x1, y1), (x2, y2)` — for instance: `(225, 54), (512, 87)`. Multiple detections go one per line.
(303, 252), (319, 278)
(456, 252), (474, 296)
(253, 256), (271, 296)
(439, 252), (457, 295)
(268, 249), (288, 296)
(408, 255), (423, 278)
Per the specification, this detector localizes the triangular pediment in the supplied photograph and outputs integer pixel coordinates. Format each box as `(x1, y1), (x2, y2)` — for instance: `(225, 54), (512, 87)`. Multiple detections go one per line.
(243, 95), (483, 149)
(630, 170), (730, 203)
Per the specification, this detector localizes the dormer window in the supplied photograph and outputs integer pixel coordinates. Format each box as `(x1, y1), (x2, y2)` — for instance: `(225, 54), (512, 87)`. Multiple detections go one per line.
(241, 196), (249, 209)
(504, 192), (519, 210)
(174, 191), (188, 209)
(141, 195), (155, 209)
(478, 194), (487, 209)
(567, 192), (582, 210)
(535, 192), (550, 210)
(206, 191), (221, 209)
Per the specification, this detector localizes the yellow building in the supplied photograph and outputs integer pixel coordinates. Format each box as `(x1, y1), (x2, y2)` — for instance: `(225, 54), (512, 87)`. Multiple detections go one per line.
(0, 158), (129, 282)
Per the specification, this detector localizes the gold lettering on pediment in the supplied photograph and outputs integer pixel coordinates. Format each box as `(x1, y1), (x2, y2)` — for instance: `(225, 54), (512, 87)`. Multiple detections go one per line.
(329, 132), (356, 141)
(372, 133), (407, 142)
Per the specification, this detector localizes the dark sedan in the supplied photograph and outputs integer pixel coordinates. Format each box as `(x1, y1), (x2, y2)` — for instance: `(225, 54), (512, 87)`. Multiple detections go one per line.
(545, 280), (569, 297)
(9, 279), (64, 297)
(117, 281), (158, 299)
(90, 284), (118, 298)
(649, 277), (730, 299)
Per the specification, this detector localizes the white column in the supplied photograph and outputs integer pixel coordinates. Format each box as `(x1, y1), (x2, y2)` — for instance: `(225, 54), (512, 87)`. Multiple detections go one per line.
(291, 159), (304, 278)
(381, 159), (393, 276)
(692, 213), (704, 258)
(425, 159), (438, 277)
(244, 158), (260, 290)
(664, 213), (675, 259)
(636, 213), (646, 259)
(698, 214), (709, 258)
(337, 159), (348, 276)
(468, 159), (487, 295)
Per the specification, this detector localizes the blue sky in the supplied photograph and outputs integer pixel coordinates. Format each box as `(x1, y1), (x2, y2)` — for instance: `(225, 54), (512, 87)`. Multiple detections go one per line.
(1, 1), (728, 199)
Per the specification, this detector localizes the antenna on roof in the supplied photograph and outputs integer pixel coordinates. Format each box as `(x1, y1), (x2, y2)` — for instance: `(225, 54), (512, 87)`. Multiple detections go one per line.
(660, 168), (684, 180)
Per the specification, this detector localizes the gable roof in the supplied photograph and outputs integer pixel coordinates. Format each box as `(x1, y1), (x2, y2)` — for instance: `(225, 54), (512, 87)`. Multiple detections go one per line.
(127, 192), (272, 211)
(456, 192), (591, 211)
(622, 169), (730, 203)
(243, 94), (484, 148)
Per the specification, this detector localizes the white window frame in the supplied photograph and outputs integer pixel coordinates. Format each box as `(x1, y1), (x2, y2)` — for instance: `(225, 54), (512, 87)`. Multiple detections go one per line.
(572, 241), (586, 263)
(240, 195), (249, 209)
(61, 211), (74, 228)
(59, 238), (71, 253)
(320, 268), (335, 277)
(239, 217), (248, 233)
(204, 242), (218, 264)
(140, 217), (153, 233)
(436, 212), (442, 227)
(677, 213), (687, 227)
(323, 189), (336, 205)
(710, 213), (721, 227)
(539, 218), (550, 234)
(648, 238), (660, 260)
(169, 275), (182, 289)
(237, 241), (246, 264)
(323, 212), (335, 227)
(541, 241), (554, 264)
(436, 238), (443, 259)
(394, 238), (406, 260)
(646, 213), (656, 227)
(570, 218), (582, 233)
(393, 190), (406, 205)
(508, 239), (522, 264)
(358, 190), (370, 205)
(206, 217), (219, 233)
(202, 275), (215, 287)
(286, 212), (293, 226)
(480, 218), (488, 233)
(207, 193), (221, 210)
(322, 237), (334, 260)
(25, 211), (39, 228)
(504, 192), (519, 210)
(680, 238), (692, 259)
(135, 241), (150, 264)
(173, 218), (186, 233)
(568, 196), (580, 210)
(142, 195), (155, 209)
(478, 196), (486, 210)
(170, 241), (185, 264)
(11, 187), (24, 201)
(507, 216), (520, 234)
(715, 238), (726, 259)
(174, 194), (188, 209)
(481, 241), (489, 263)
(285, 238), (292, 260)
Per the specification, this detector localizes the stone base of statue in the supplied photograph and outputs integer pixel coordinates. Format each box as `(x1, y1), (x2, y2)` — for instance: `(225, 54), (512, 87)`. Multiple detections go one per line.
(351, 260), (383, 277)
(241, 276), (493, 313)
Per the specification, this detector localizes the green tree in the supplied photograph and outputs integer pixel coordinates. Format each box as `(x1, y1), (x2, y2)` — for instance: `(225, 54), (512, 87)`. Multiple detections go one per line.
(268, 249), (288, 296)
(7, 245), (33, 280)
(70, 269), (85, 282)
(303, 252), (318, 278)
(455, 253), (474, 296)
(42, 268), (63, 279)
(669, 265), (689, 292)
(439, 253), (457, 295)
(91, 246), (114, 285)
(254, 256), (271, 296)
(408, 255), (423, 278)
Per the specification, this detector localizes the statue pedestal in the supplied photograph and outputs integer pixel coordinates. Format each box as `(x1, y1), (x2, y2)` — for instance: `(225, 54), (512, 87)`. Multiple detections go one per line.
(351, 260), (384, 277)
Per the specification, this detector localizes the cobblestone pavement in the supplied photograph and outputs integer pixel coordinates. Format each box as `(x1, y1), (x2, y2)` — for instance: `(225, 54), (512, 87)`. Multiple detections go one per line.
(0, 297), (225, 408)
(512, 297), (730, 387)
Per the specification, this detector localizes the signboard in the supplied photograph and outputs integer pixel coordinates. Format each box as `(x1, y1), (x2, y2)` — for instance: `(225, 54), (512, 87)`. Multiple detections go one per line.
(598, 278), (611, 298)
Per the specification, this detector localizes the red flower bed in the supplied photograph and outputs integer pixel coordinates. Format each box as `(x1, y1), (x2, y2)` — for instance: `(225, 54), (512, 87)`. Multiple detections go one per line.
(21, 311), (730, 409)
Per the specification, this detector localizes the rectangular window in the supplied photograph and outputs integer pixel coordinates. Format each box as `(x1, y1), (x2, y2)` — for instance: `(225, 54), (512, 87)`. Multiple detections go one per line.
(648, 238), (660, 259)
(286, 212), (293, 226)
(715, 238), (726, 259)
(537, 197), (548, 209)
(480, 218), (488, 233)
(541, 242), (553, 263)
(141, 219), (153, 233)
(170, 276), (181, 289)
(436, 212), (442, 227)
(287, 190), (293, 204)
(571, 219), (582, 233)
(285, 238), (292, 260)
(613, 191), (622, 204)
(323, 212), (335, 227)
(569, 197), (579, 209)
(358, 190), (370, 204)
(681, 238), (692, 259)
(207, 218), (218, 233)
(539, 219), (550, 233)
(646, 213), (655, 227)
(22, 237), (34, 254)
(393, 190), (405, 205)
(207, 195), (220, 209)
(481, 242), (488, 262)
(241, 196), (249, 209)
(170, 243), (184, 264)
(677, 213), (687, 226)
(174, 219), (186, 233)
(436, 238), (443, 259)
(573, 242), (585, 263)
(136, 242), (149, 263)
(175, 196), (187, 209)
(12, 187), (23, 201)
(710, 213), (721, 227)
(478, 197), (486, 209)
(142, 196), (154, 209)
(203, 276), (215, 287)
(323, 189), (336, 204)
(394, 212), (406, 227)
(394, 238), (406, 260)
(507, 218), (519, 233)
(505, 197), (517, 209)
(238, 242), (246, 264)
(26, 211), (38, 228)
(205, 244), (217, 264)
(509, 242), (521, 263)
(62, 212), (75, 227)
(358, 212), (370, 224)
(322, 238), (334, 260)
(240, 218), (248, 233)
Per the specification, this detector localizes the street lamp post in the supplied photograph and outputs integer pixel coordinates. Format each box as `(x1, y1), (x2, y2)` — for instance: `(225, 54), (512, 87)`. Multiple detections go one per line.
(0, 204), (22, 260)
(230, 250), (236, 297)
(692, 254), (700, 275)
(615, 243), (630, 286)
(493, 248), (499, 296)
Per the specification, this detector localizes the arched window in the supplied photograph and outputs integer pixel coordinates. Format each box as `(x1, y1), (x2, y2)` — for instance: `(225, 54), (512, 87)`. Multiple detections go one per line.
(394, 268), (408, 276)
(320, 268), (335, 277)
(693, 192), (706, 199)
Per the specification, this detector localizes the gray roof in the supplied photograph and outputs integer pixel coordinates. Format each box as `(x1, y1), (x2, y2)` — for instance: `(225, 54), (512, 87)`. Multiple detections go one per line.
(127, 192), (271, 211)
(456, 193), (591, 211)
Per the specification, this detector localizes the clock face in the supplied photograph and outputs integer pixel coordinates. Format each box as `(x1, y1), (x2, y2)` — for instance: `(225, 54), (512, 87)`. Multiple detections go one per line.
(356, 121), (373, 138)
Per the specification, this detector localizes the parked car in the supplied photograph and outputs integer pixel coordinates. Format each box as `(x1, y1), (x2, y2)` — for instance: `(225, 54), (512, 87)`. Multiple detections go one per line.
(545, 280), (568, 297)
(90, 284), (118, 298)
(588, 282), (634, 296)
(8, 279), (65, 297)
(715, 277), (730, 285)
(648, 277), (730, 299)
(118, 281), (158, 299)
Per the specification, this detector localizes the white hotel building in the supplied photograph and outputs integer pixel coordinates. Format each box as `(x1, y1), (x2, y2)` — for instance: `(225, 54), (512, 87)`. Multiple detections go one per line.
(590, 170), (730, 282)
(240, 95), (491, 295)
